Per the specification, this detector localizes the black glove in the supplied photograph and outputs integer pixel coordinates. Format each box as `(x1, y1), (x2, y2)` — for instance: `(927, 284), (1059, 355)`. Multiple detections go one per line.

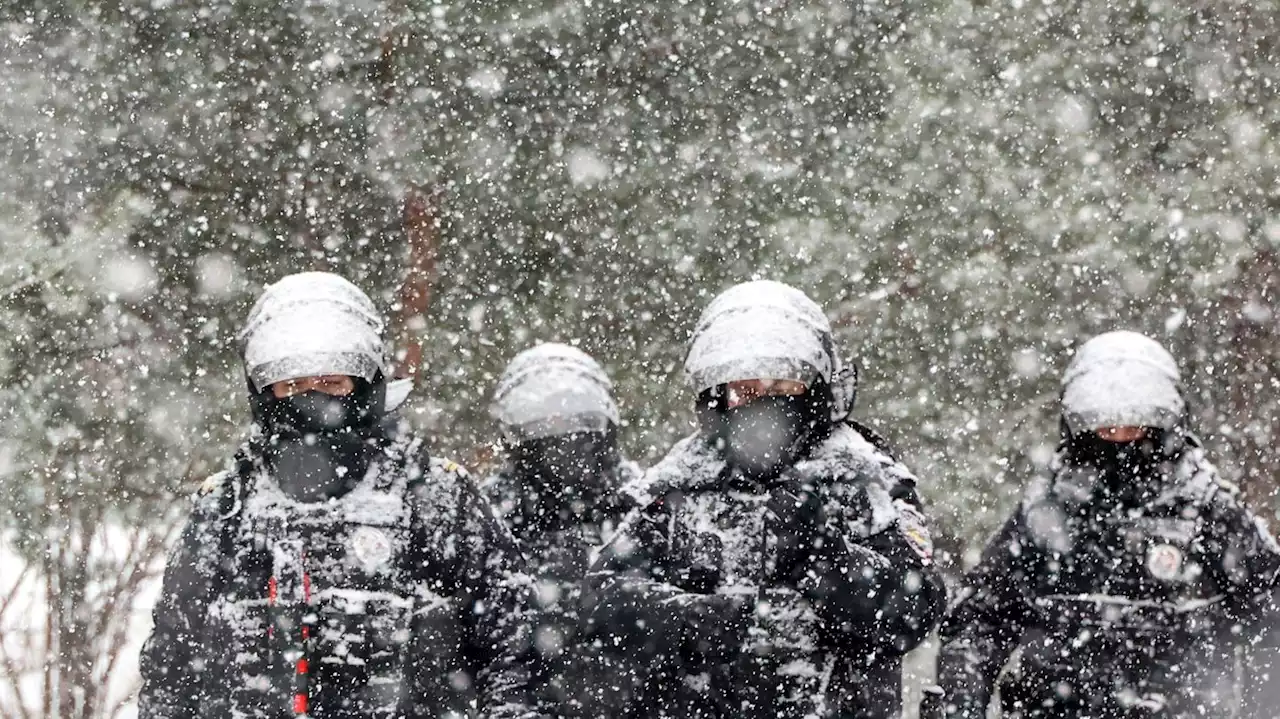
(798, 537), (894, 642)
(681, 592), (754, 664)
(767, 475), (827, 585)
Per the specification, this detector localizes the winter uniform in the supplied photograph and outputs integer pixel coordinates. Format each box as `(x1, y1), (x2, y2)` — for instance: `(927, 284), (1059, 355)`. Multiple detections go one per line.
(928, 331), (1280, 719)
(482, 343), (645, 717)
(140, 433), (539, 719)
(583, 281), (946, 719)
(139, 273), (540, 719)
(1241, 589), (1280, 719)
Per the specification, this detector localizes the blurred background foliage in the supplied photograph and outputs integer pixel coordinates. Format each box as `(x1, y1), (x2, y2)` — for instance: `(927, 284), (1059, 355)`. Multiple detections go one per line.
(3, 0), (1280, 561)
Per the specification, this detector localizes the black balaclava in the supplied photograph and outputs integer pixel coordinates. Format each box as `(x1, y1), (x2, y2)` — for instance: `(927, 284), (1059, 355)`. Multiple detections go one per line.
(250, 376), (387, 502)
(1063, 422), (1180, 504)
(510, 429), (620, 529)
(1056, 331), (1190, 505)
(699, 380), (831, 483)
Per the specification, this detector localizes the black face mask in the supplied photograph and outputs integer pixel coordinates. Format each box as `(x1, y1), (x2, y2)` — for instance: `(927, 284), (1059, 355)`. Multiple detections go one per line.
(258, 389), (381, 502)
(264, 433), (377, 501)
(1067, 430), (1167, 502)
(509, 431), (619, 531)
(513, 431), (615, 490)
(720, 395), (810, 482)
(262, 390), (375, 436)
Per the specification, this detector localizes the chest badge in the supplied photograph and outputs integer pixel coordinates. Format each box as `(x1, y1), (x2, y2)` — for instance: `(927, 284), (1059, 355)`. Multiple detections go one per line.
(351, 526), (393, 570)
(1146, 543), (1184, 581)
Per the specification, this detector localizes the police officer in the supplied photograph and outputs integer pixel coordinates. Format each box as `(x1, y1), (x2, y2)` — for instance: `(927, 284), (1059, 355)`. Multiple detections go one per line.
(583, 280), (946, 719)
(482, 342), (643, 716)
(139, 272), (539, 719)
(926, 330), (1280, 719)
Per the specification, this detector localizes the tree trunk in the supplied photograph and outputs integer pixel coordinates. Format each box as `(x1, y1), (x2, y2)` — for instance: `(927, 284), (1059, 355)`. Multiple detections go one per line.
(392, 187), (441, 384)
(1220, 248), (1280, 513)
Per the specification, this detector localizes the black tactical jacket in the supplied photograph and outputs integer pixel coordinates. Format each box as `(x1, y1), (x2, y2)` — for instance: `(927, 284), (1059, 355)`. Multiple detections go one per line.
(583, 422), (946, 719)
(481, 456), (642, 716)
(139, 427), (541, 719)
(932, 440), (1280, 719)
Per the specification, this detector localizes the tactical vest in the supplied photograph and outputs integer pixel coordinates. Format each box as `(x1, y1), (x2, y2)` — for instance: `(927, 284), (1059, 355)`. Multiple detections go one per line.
(616, 425), (916, 719)
(1004, 467), (1238, 716)
(483, 462), (640, 717)
(197, 444), (460, 719)
(650, 486), (834, 719)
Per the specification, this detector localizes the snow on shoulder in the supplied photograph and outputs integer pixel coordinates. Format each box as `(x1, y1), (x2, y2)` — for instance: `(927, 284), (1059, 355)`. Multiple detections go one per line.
(621, 423), (904, 539)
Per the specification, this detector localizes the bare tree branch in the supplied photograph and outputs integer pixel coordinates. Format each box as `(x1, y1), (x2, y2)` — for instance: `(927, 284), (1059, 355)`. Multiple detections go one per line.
(154, 171), (234, 195)
(96, 524), (175, 707)
(1, 263), (67, 301)
(42, 541), (55, 719)
(105, 685), (140, 719)
(0, 561), (37, 719)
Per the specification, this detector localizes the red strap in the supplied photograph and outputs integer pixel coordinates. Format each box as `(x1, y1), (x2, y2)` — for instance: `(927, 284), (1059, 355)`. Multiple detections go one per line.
(267, 576), (278, 637)
(295, 560), (312, 715)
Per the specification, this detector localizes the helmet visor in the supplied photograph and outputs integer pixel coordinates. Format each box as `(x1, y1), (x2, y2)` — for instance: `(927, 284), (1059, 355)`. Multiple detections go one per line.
(685, 308), (828, 393)
(1062, 359), (1185, 435)
(243, 305), (383, 392)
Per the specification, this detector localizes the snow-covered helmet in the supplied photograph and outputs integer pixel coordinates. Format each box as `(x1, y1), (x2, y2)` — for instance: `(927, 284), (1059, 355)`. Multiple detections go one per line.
(235, 268), (386, 429)
(241, 272), (386, 390)
(1061, 330), (1185, 436)
(685, 280), (854, 422)
(490, 343), (620, 443)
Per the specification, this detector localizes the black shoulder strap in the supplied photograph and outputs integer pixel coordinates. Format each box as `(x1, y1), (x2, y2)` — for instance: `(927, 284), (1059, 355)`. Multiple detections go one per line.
(210, 453), (253, 592)
(846, 418), (898, 459)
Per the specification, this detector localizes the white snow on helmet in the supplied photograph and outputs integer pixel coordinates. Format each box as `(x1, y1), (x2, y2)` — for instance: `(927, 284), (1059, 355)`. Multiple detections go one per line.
(490, 342), (620, 442)
(240, 272), (386, 392)
(685, 280), (852, 420)
(1061, 330), (1185, 435)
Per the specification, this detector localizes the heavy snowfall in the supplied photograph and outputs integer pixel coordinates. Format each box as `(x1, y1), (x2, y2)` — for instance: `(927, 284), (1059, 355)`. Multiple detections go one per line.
(3, 0), (1280, 717)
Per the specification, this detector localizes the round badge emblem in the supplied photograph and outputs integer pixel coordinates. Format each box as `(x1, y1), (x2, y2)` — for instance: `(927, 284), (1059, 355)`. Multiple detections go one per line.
(351, 526), (393, 570)
(1146, 543), (1184, 581)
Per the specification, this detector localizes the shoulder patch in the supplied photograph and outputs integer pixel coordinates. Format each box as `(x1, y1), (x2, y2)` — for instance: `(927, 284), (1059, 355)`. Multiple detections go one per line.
(894, 498), (934, 564)
(431, 457), (468, 478)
